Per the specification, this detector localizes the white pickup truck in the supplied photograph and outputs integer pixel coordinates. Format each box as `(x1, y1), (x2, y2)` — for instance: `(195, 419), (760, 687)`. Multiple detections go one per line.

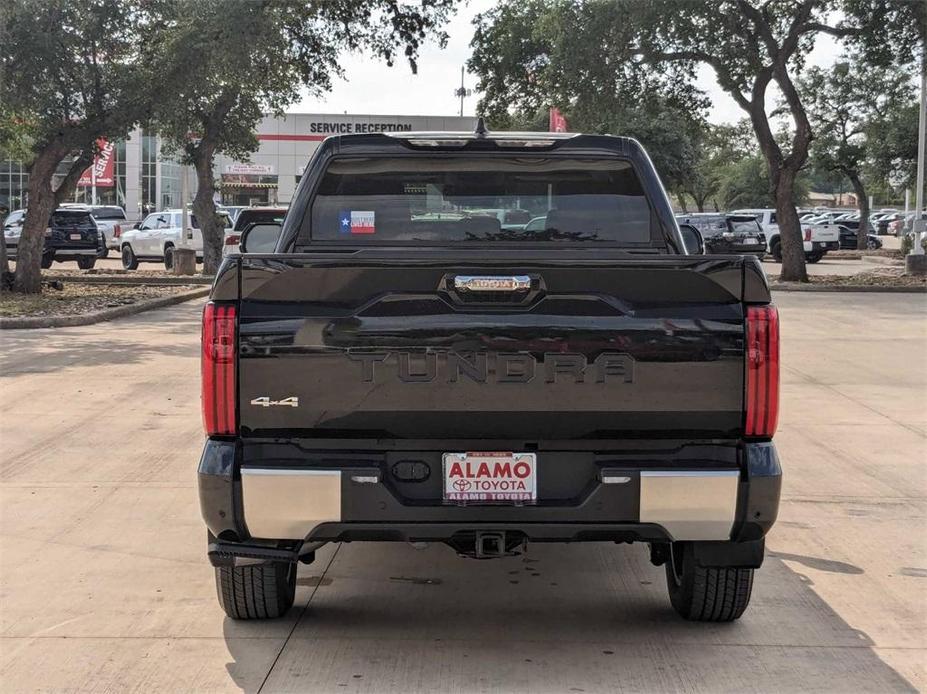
(732, 208), (840, 263)
(119, 208), (230, 270)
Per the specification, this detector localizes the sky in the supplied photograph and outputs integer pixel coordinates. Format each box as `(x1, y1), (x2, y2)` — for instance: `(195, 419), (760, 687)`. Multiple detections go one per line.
(293, 0), (844, 125)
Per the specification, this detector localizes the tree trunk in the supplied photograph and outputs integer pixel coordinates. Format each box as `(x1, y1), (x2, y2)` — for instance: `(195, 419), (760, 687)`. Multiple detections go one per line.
(694, 195), (706, 213)
(847, 171), (869, 250)
(748, 113), (809, 282)
(773, 170), (808, 281)
(192, 143), (223, 276)
(14, 144), (68, 294)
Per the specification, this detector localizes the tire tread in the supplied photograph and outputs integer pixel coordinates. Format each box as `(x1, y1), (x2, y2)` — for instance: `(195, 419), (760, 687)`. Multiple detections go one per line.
(215, 562), (295, 620)
(666, 543), (754, 622)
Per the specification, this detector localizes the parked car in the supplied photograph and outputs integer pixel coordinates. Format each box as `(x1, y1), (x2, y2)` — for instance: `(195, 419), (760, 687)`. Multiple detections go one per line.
(522, 215), (548, 233)
(889, 211), (926, 236)
(222, 207), (287, 255)
(838, 226), (882, 250)
(731, 208), (839, 262)
(61, 203), (127, 256)
(875, 213), (903, 235)
(199, 130), (781, 623)
(218, 205), (247, 225)
(675, 213), (766, 259)
(3, 207), (103, 269)
(119, 208), (230, 269)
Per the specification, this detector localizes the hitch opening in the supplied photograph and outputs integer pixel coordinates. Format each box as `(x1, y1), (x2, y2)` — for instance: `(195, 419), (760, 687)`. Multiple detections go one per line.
(448, 531), (527, 559)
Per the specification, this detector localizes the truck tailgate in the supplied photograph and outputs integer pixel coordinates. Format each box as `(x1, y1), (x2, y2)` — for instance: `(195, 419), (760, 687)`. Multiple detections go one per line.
(233, 252), (759, 440)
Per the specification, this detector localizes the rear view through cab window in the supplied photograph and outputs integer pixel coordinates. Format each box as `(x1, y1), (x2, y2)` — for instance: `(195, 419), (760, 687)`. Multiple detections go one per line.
(302, 157), (655, 246)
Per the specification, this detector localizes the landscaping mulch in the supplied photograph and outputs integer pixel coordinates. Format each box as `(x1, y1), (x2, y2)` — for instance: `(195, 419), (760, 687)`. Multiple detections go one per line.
(769, 267), (926, 289)
(0, 283), (203, 318)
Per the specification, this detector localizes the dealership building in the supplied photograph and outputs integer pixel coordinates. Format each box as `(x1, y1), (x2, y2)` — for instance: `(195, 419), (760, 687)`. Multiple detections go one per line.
(0, 113), (476, 219)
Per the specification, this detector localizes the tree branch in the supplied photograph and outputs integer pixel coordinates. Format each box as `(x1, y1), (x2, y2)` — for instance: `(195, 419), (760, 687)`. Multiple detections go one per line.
(53, 150), (93, 206)
(636, 49), (751, 110)
(800, 22), (863, 38)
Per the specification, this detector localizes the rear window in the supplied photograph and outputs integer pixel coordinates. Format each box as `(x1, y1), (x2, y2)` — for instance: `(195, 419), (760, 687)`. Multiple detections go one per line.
(301, 156), (654, 246)
(51, 210), (93, 226)
(234, 209), (287, 231)
(728, 217), (762, 234)
(91, 206), (126, 220)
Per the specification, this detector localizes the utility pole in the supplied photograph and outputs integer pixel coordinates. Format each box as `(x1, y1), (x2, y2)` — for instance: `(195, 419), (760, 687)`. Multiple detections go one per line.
(907, 52), (926, 274)
(454, 66), (472, 118)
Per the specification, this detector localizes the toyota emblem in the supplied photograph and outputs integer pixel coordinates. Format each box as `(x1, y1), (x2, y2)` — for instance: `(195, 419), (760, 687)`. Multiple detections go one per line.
(453, 478), (471, 492)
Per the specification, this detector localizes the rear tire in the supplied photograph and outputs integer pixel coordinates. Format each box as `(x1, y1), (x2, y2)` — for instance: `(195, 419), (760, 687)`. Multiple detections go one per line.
(665, 542), (754, 622)
(805, 251), (823, 264)
(163, 243), (174, 271)
(40, 252), (54, 269)
(215, 562), (296, 620)
(77, 256), (96, 270)
(769, 238), (782, 262)
(121, 245), (139, 270)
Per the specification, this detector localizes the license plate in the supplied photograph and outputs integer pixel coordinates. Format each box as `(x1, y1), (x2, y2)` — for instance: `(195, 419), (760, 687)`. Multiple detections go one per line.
(443, 452), (537, 503)
(69, 233), (82, 240)
(740, 237), (758, 244)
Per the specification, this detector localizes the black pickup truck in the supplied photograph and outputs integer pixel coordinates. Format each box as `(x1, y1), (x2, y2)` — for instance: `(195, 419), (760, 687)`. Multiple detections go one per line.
(198, 129), (781, 623)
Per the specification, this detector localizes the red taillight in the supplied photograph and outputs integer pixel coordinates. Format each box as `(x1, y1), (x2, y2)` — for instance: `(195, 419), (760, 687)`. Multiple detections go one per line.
(113, 224), (121, 238)
(745, 305), (779, 438)
(202, 302), (237, 436)
(803, 228), (812, 242)
(225, 234), (240, 246)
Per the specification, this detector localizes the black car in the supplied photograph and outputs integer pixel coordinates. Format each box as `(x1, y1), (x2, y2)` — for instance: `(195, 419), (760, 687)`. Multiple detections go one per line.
(838, 225), (882, 250)
(675, 213), (766, 259)
(4, 207), (104, 269)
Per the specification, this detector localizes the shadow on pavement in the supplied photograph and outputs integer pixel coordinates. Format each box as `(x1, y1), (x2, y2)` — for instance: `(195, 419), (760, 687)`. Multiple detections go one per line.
(220, 541), (916, 693)
(0, 305), (201, 377)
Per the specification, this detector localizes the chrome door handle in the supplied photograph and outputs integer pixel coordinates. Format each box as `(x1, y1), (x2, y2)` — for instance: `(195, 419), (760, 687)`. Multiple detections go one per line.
(453, 275), (531, 292)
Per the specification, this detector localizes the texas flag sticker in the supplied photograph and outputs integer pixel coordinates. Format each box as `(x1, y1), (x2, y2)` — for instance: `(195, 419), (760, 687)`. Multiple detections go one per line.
(338, 210), (376, 234)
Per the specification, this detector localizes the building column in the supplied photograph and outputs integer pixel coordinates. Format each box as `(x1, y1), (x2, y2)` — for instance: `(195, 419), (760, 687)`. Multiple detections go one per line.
(124, 128), (142, 221)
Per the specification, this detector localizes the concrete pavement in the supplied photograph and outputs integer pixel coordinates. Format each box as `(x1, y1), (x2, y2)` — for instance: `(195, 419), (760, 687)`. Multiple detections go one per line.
(0, 293), (924, 692)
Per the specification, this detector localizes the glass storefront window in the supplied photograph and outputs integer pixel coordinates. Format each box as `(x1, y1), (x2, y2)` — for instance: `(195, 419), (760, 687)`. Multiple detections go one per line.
(0, 159), (29, 210)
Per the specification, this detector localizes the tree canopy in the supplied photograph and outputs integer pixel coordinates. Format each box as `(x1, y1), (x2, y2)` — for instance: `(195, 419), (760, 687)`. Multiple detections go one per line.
(0, 0), (163, 292)
(469, 0), (924, 281)
(798, 57), (914, 245)
(151, 0), (454, 274)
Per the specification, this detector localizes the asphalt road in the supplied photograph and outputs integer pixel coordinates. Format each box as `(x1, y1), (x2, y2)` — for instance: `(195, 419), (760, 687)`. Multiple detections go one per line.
(0, 292), (924, 692)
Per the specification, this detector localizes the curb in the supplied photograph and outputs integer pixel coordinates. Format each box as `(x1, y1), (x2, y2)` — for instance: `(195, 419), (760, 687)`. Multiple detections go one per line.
(770, 283), (926, 293)
(43, 274), (214, 286)
(860, 256), (904, 267)
(0, 287), (210, 330)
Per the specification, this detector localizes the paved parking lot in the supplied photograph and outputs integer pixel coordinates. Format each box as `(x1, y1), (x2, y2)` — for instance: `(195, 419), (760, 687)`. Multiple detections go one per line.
(0, 292), (924, 692)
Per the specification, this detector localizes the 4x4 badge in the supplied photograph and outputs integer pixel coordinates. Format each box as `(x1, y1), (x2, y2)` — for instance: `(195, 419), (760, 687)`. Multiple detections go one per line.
(249, 396), (299, 408)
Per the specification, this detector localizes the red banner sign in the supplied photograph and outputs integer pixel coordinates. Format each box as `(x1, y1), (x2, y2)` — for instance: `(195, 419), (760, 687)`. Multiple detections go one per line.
(549, 107), (569, 133)
(78, 139), (116, 187)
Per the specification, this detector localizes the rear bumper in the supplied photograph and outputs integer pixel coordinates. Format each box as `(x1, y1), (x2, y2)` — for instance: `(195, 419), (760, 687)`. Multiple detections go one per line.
(198, 439), (781, 556)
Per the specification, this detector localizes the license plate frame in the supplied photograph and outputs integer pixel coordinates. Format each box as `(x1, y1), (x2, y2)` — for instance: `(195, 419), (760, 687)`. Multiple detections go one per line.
(442, 452), (537, 504)
(69, 233), (82, 241)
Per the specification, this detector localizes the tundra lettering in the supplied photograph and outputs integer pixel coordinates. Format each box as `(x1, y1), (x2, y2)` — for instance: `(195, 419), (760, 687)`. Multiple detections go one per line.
(347, 351), (634, 384)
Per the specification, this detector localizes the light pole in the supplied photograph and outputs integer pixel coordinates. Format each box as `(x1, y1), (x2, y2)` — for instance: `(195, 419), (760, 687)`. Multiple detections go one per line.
(906, 51), (926, 275)
(454, 66), (472, 118)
